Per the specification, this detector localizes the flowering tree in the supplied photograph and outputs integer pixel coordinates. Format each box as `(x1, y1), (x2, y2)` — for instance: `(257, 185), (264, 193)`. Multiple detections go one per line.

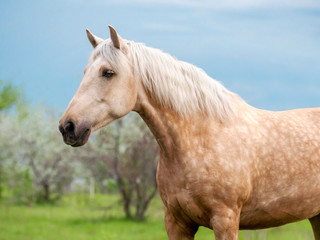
(0, 105), (158, 216)
(96, 113), (158, 220)
(0, 80), (21, 199)
(0, 107), (75, 203)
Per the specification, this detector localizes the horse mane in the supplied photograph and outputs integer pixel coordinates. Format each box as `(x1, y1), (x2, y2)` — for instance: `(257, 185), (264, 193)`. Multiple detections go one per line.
(92, 39), (237, 121)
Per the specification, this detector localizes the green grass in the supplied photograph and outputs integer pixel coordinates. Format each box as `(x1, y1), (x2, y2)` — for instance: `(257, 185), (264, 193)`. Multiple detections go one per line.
(0, 194), (314, 240)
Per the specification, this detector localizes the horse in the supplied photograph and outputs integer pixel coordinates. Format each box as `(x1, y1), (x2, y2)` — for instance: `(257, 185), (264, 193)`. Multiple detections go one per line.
(59, 26), (320, 240)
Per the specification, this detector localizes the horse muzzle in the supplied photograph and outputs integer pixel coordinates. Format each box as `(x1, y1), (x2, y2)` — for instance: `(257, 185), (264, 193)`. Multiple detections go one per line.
(58, 119), (91, 147)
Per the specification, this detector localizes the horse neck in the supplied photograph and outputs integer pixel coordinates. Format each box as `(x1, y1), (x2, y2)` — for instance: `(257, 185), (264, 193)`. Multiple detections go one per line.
(136, 94), (222, 164)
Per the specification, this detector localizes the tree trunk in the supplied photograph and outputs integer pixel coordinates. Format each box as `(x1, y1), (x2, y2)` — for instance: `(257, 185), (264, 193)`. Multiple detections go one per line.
(0, 161), (2, 199)
(89, 177), (95, 200)
(123, 196), (132, 219)
(113, 120), (132, 219)
(43, 182), (50, 202)
(134, 184), (158, 220)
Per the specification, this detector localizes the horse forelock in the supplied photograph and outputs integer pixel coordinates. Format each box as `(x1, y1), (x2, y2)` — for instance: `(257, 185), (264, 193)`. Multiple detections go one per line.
(92, 38), (237, 121)
(90, 39), (130, 73)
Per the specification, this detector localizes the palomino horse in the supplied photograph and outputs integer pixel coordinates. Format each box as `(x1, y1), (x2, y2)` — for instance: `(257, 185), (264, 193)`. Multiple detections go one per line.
(59, 26), (320, 239)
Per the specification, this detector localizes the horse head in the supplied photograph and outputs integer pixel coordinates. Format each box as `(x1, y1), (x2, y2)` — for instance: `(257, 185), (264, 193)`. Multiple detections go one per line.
(59, 26), (138, 147)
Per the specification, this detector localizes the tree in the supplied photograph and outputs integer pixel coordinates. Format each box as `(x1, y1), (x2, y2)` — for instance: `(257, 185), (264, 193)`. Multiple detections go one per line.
(73, 140), (111, 197)
(0, 80), (21, 199)
(0, 107), (75, 203)
(123, 126), (158, 220)
(0, 80), (22, 111)
(96, 113), (158, 220)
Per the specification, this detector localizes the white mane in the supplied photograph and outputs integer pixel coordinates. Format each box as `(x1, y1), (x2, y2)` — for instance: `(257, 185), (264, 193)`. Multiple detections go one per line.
(92, 39), (237, 121)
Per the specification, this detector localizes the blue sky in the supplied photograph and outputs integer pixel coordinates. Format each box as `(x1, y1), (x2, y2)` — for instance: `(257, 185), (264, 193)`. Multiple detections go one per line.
(1, 0), (320, 112)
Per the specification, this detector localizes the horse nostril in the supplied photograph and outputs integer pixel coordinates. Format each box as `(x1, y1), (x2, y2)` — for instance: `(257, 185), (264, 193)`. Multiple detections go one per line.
(65, 121), (75, 134)
(59, 124), (65, 134)
(59, 119), (91, 146)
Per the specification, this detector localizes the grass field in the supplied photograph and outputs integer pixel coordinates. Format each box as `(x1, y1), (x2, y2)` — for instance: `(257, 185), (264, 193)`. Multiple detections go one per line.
(0, 194), (314, 240)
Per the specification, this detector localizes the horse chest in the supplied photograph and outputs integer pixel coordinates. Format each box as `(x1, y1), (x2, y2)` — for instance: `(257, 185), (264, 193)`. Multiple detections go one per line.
(157, 173), (214, 226)
(156, 153), (247, 226)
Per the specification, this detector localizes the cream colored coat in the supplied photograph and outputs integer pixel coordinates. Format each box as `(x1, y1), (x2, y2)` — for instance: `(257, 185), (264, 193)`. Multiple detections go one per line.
(59, 26), (320, 240)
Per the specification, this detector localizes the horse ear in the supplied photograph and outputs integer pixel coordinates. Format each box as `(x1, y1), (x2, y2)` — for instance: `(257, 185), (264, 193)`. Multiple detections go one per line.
(86, 29), (103, 48)
(108, 25), (121, 50)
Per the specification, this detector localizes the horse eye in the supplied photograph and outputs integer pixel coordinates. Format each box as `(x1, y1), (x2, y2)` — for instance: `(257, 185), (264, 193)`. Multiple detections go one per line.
(102, 69), (115, 79)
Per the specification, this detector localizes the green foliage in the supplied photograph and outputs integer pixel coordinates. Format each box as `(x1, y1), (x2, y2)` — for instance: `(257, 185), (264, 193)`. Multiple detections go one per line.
(105, 179), (118, 193)
(0, 80), (21, 111)
(0, 165), (7, 199)
(11, 168), (34, 205)
(0, 80), (22, 199)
